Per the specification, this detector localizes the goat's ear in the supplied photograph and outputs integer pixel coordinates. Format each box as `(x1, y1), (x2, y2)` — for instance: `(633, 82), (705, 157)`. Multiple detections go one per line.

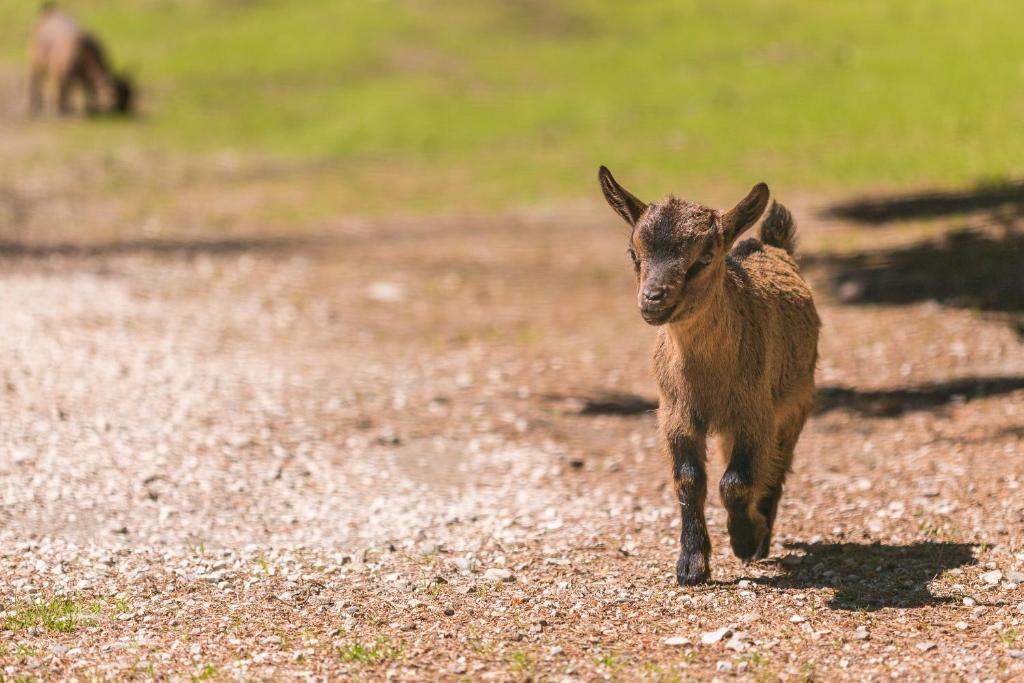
(598, 166), (647, 227)
(720, 182), (769, 247)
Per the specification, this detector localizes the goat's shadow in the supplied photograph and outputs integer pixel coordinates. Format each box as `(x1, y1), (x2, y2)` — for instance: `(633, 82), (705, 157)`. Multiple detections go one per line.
(566, 371), (1024, 419)
(754, 541), (977, 610)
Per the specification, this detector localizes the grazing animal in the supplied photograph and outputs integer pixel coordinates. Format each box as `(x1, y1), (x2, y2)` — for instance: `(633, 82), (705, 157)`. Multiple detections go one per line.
(598, 166), (819, 585)
(28, 4), (134, 116)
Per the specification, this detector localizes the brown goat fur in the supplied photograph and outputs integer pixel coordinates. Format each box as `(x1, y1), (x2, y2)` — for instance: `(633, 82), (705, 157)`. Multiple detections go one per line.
(28, 4), (134, 116)
(598, 166), (819, 585)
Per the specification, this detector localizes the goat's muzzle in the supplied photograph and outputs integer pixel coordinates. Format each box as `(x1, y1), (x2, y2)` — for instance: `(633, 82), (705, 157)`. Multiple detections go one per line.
(639, 284), (677, 325)
(634, 282), (675, 325)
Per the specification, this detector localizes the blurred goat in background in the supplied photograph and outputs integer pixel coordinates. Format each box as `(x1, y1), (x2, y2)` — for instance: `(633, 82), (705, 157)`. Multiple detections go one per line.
(28, 3), (134, 116)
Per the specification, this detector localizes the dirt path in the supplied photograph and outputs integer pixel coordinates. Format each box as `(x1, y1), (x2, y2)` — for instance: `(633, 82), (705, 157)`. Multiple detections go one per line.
(2, 122), (1024, 680)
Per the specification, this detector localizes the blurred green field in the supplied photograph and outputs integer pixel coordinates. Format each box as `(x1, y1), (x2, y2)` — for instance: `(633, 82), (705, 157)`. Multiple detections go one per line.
(2, 0), (1022, 211)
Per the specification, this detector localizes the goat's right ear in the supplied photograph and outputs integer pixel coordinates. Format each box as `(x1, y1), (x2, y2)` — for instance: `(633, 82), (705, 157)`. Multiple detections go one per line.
(720, 182), (770, 247)
(598, 166), (647, 227)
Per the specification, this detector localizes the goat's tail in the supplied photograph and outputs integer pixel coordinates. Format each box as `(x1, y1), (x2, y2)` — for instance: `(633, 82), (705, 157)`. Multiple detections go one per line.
(760, 200), (797, 255)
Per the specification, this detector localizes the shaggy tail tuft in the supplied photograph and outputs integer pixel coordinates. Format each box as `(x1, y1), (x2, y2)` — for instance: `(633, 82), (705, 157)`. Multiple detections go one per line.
(760, 200), (797, 255)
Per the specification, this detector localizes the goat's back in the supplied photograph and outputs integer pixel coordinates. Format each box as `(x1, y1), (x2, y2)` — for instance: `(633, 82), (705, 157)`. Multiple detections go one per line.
(726, 238), (819, 406)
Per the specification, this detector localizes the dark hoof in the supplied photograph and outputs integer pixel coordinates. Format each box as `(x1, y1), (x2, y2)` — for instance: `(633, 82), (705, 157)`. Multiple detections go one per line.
(726, 514), (768, 562)
(676, 551), (710, 585)
(752, 534), (772, 561)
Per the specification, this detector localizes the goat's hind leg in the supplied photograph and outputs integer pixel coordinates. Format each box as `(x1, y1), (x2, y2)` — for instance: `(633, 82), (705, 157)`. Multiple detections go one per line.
(28, 65), (46, 115)
(753, 411), (809, 559)
(719, 433), (774, 562)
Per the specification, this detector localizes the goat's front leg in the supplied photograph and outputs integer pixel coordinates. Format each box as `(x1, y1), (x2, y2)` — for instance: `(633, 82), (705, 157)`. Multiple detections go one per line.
(719, 435), (772, 561)
(667, 430), (711, 585)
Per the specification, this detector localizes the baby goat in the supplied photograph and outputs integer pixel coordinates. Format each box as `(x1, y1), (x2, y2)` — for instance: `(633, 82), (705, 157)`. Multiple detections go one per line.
(28, 4), (134, 116)
(599, 167), (819, 585)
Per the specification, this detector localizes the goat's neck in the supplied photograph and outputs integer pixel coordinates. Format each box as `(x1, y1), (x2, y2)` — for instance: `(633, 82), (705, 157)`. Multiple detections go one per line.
(664, 275), (737, 363)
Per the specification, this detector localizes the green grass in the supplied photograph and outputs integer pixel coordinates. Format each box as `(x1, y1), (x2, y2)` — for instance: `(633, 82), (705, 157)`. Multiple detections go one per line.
(337, 637), (403, 665)
(506, 650), (534, 677)
(2, 1), (1023, 210)
(192, 664), (220, 681)
(3, 597), (81, 634)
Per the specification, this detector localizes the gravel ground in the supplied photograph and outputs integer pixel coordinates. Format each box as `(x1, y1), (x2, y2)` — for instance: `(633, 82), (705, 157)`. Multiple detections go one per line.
(2, 126), (1024, 680)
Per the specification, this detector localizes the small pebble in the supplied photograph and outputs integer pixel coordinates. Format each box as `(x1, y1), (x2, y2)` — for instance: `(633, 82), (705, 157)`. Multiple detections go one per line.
(725, 632), (750, 651)
(981, 570), (1003, 585)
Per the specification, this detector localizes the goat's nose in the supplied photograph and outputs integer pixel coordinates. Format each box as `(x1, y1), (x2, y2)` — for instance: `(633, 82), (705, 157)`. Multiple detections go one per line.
(643, 285), (668, 304)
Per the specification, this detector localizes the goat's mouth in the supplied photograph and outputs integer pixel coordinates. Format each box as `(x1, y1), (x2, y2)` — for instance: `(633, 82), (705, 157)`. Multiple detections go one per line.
(640, 305), (677, 326)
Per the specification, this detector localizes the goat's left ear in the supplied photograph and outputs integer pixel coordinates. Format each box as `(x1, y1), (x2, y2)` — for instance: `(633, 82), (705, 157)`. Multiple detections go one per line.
(720, 182), (769, 246)
(598, 166), (647, 227)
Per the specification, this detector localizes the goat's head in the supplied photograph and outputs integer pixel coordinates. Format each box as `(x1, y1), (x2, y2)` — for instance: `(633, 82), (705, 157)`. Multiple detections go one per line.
(598, 166), (769, 326)
(112, 73), (135, 115)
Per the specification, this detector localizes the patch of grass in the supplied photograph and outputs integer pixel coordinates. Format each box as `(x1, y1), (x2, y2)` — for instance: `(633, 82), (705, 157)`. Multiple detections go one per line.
(743, 651), (774, 682)
(337, 637), (402, 665)
(594, 652), (622, 671)
(2, 1), (1024, 211)
(3, 597), (81, 634)
(193, 664), (219, 681)
(135, 663), (157, 677)
(639, 661), (683, 682)
(185, 540), (207, 556)
(999, 627), (1019, 648)
(506, 650), (534, 677)
(10, 643), (39, 658)
(109, 596), (131, 615)
(467, 631), (497, 657)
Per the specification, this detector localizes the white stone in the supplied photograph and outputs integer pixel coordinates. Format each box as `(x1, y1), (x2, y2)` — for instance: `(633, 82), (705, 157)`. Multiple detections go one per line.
(701, 627), (732, 645)
(483, 568), (513, 582)
(663, 636), (691, 646)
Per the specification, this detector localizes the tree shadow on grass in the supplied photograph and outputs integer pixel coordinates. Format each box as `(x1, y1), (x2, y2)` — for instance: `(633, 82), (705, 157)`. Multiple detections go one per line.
(817, 375), (1024, 417)
(813, 180), (1024, 317)
(805, 227), (1024, 314)
(0, 236), (321, 260)
(756, 541), (977, 610)
(820, 180), (1024, 225)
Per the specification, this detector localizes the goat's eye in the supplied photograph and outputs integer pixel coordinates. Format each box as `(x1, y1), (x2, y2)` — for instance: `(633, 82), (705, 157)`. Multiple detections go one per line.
(697, 252), (713, 265)
(627, 248), (640, 267)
